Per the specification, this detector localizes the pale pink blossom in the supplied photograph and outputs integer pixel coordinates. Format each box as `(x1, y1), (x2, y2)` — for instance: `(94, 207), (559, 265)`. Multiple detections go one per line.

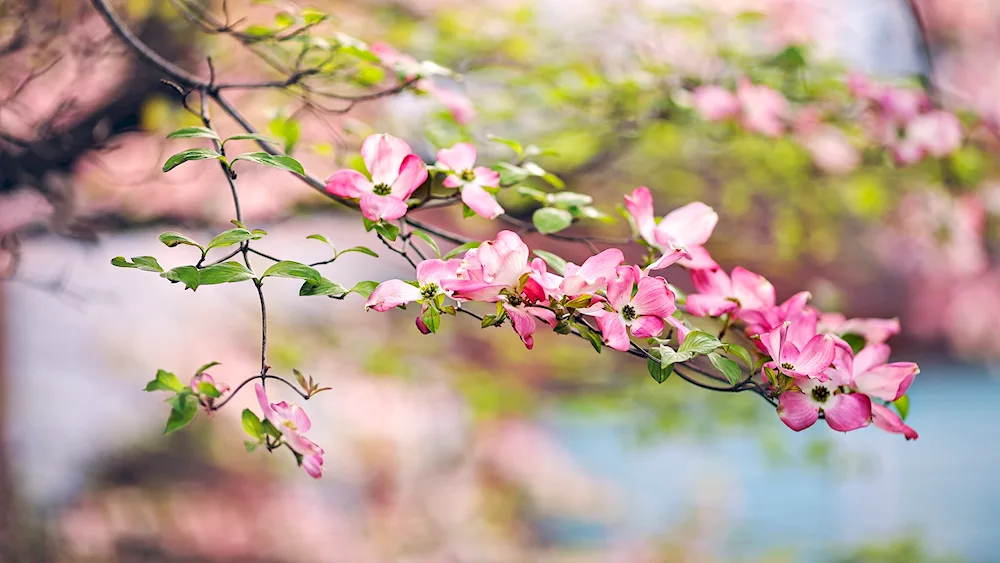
(365, 259), (461, 312)
(581, 266), (676, 351)
(624, 186), (718, 269)
(685, 266), (775, 318)
(737, 79), (788, 137)
(325, 133), (427, 222)
(777, 375), (872, 433)
(524, 257), (565, 303)
(896, 110), (963, 163)
(692, 86), (740, 122)
(255, 383), (324, 478)
(436, 143), (503, 219)
(801, 126), (860, 175)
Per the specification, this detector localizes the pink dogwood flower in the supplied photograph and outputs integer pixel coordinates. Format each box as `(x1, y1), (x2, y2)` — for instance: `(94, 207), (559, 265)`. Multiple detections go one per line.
(739, 291), (812, 337)
(777, 372), (872, 432)
(871, 403), (919, 440)
(737, 79), (788, 137)
(325, 134), (428, 222)
(624, 186), (718, 269)
(442, 231), (556, 349)
(897, 110), (963, 162)
(255, 383), (324, 478)
(365, 258), (462, 333)
(436, 143), (503, 219)
(581, 266), (676, 351)
(826, 344), (919, 403)
(758, 319), (836, 379)
(692, 85), (740, 122)
(686, 266), (775, 318)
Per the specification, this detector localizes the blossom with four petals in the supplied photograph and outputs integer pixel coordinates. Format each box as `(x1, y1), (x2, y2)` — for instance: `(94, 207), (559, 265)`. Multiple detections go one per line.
(436, 143), (504, 219)
(325, 134), (428, 222)
(582, 266), (676, 352)
(623, 186), (719, 269)
(255, 383), (324, 478)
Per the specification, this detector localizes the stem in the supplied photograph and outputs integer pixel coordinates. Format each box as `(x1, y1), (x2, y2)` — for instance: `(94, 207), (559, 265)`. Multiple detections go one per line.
(210, 373), (308, 411)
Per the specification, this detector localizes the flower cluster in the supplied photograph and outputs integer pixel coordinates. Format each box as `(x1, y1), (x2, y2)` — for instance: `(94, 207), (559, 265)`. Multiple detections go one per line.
(362, 181), (920, 440)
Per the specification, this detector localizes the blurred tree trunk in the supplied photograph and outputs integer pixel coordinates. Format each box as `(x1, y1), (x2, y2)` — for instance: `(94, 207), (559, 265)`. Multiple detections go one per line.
(0, 289), (25, 562)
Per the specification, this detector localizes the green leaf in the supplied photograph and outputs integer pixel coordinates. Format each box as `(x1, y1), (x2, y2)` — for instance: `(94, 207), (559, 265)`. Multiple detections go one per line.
(362, 217), (376, 232)
(443, 241), (480, 260)
(646, 350), (673, 384)
(206, 228), (255, 251)
(481, 314), (500, 328)
(267, 116), (301, 154)
(658, 345), (694, 366)
(894, 394), (910, 421)
(461, 203), (477, 219)
(708, 352), (742, 385)
(532, 207), (573, 234)
(144, 369), (185, 393)
(517, 186), (548, 202)
(299, 277), (348, 297)
(111, 256), (163, 273)
(579, 325), (603, 353)
(409, 230), (440, 257)
(244, 440), (258, 452)
(421, 306), (441, 333)
(162, 148), (222, 172)
(725, 344), (754, 369)
(336, 246), (379, 258)
(307, 233), (333, 246)
(678, 330), (722, 356)
(241, 408), (264, 439)
(197, 381), (222, 398)
(260, 419), (282, 439)
(374, 221), (399, 241)
(160, 265), (201, 290)
(159, 232), (202, 249)
(261, 260), (321, 282)
(164, 394), (199, 434)
(198, 262), (255, 285)
(166, 126), (220, 141)
(842, 333), (866, 355)
(349, 280), (379, 298)
(230, 152), (305, 175)
(770, 45), (807, 71)
(547, 192), (594, 208)
(487, 135), (523, 156)
(301, 8), (326, 25)
(494, 162), (529, 185)
(223, 133), (278, 148)
(195, 361), (220, 375)
(532, 249), (567, 275)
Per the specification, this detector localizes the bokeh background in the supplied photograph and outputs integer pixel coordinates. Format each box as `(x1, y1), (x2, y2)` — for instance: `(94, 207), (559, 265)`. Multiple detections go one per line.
(2, 0), (1000, 561)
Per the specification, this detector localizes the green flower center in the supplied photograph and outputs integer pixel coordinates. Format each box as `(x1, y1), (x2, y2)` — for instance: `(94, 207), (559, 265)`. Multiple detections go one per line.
(460, 169), (476, 181)
(373, 183), (392, 196)
(621, 304), (637, 321)
(811, 385), (830, 404)
(420, 283), (439, 300)
(282, 420), (297, 431)
(506, 293), (523, 307)
(780, 362), (794, 371)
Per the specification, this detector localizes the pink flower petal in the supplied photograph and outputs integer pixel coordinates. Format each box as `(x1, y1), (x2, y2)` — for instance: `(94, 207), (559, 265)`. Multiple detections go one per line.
(442, 174), (463, 189)
(645, 249), (687, 271)
(871, 403), (918, 440)
(855, 362), (918, 402)
(777, 390), (819, 431)
(677, 245), (718, 269)
(596, 312), (630, 351)
(504, 304), (538, 349)
(526, 306), (557, 327)
(605, 266), (638, 310)
(302, 451), (324, 478)
(631, 276), (675, 319)
(690, 267), (731, 296)
(624, 186), (656, 242)
(630, 315), (665, 338)
(665, 316), (691, 344)
(416, 258), (462, 286)
(390, 154), (428, 200)
(852, 344), (891, 376)
(361, 133), (412, 186)
(359, 193), (409, 221)
(290, 404), (311, 433)
(656, 201), (719, 248)
(685, 294), (737, 317)
(474, 166), (500, 187)
(792, 334), (836, 376)
(325, 169), (371, 199)
(730, 267), (775, 310)
(365, 279), (423, 311)
(436, 142), (477, 172)
(692, 86), (740, 122)
(476, 230), (530, 287)
(823, 393), (872, 432)
(461, 183), (504, 219)
(440, 279), (507, 302)
(254, 383), (276, 425)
